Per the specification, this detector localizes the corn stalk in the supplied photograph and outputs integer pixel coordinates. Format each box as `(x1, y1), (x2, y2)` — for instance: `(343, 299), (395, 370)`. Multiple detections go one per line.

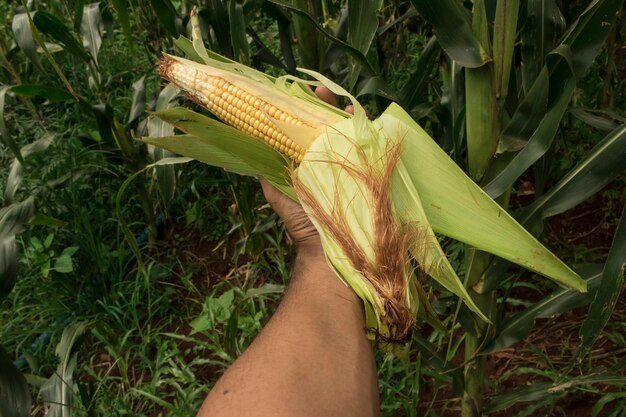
(410, 0), (623, 414)
(146, 10), (586, 355)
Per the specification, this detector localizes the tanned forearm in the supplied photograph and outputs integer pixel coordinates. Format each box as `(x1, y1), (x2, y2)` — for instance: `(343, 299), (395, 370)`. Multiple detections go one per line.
(197, 247), (379, 417)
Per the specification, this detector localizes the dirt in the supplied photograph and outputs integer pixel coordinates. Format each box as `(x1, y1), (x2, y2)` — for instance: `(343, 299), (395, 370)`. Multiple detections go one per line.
(102, 176), (625, 416)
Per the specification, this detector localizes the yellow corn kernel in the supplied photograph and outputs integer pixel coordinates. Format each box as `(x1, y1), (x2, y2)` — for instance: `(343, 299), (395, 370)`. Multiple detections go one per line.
(159, 56), (307, 161)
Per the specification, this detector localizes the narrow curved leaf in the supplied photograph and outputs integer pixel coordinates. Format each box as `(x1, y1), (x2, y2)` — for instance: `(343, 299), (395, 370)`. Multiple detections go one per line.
(262, 2), (297, 73)
(569, 108), (621, 132)
(498, 68), (549, 153)
(33, 11), (91, 62)
(270, 0), (379, 76)
(522, 123), (626, 220)
(128, 76), (146, 125)
(80, 3), (103, 65)
(577, 204), (626, 360)
(40, 322), (87, 417)
(520, 0), (564, 93)
(12, 12), (45, 72)
(399, 36), (440, 110)
(413, 335), (464, 395)
(229, 0), (250, 65)
(10, 84), (74, 102)
(110, 0), (133, 48)
(150, 0), (179, 37)
(486, 372), (626, 413)
(0, 198), (36, 241)
(559, 0), (624, 80)
(483, 60), (575, 198)
(284, 0), (323, 71)
(0, 238), (19, 303)
(147, 85), (179, 208)
(0, 345), (31, 417)
(203, 0), (233, 57)
(0, 87), (24, 164)
(410, 0), (490, 68)
(0, 197), (35, 302)
(492, 0), (520, 98)
(5, 133), (55, 203)
(347, 0), (383, 89)
(485, 265), (602, 353)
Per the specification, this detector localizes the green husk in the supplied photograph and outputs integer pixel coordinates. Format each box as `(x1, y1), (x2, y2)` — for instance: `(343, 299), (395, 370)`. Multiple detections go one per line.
(148, 33), (585, 350)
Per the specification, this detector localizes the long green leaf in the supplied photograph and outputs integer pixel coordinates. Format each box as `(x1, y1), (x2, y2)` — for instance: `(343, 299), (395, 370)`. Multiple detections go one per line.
(520, 0), (564, 93)
(483, 57), (575, 198)
(0, 198), (35, 302)
(492, 0), (519, 98)
(110, 0), (134, 48)
(33, 11), (91, 62)
(147, 85), (179, 208)
(80, 3), (103, 65)
(569, 108), (621, 132)
(5, 134), (55, 203)
(0, 345), (31, 417)
(521, 123), (626, 220)
(0, 238), (19, 303)
(0, 87), (24, 164)
(0, 198), (36, 243)
(19, 6), (79, 100)
(399, 36), (440, 111)
(128, 76), (146, 125)
(409, 0), (490, 68)
(559, 0), (624, 80)
(12, 12), (45, 73)
(40, 322), (87, 417)
(150, 0), (179, 37)
(271, 0), (379, 76)
(413, 335), (464, 395)
(262, 2), (297, 73)
(498, 68), (549, 153)
(286, 0), (323, 71)
(484, 265), (602, 353)
(384, 103), (584, 292)
(10, 84), (74, 102)
(486, 373), (626, 413)
(577, 204), (626, 360)
(204, 0), (234, 57)
(484, 0), (622, 196)
(346, 0), (382, 90)
(229, 0), (250, 65)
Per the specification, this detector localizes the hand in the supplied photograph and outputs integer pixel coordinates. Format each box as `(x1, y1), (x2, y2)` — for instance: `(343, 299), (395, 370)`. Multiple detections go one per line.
(261, 87), (353, 253)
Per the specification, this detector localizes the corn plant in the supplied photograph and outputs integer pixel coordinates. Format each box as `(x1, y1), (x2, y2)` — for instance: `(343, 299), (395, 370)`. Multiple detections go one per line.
(146, 1), (626, 415)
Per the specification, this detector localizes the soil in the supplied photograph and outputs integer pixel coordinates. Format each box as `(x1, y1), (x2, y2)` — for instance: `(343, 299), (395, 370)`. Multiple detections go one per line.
(94, 177), (625, 416)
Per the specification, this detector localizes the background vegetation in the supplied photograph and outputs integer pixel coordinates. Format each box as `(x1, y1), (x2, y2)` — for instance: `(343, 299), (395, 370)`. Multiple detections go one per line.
(1, 0), (625, 416)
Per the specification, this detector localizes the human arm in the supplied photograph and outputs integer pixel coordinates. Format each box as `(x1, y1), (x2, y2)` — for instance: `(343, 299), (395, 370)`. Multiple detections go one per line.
(196, 88), (379, 417)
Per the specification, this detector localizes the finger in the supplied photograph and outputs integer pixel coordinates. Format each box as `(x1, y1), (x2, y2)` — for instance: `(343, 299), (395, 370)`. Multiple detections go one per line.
(315, 86), (339, 108)
(344, 104), (371, 118)
(259, 177), (279, 203)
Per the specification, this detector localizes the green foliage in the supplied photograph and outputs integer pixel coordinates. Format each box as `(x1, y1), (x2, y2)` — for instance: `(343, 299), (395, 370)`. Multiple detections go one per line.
(1, 0), (625, 416)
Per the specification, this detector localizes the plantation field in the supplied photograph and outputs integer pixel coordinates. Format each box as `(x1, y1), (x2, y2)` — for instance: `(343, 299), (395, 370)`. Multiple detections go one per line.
(1, 1), (625, 416)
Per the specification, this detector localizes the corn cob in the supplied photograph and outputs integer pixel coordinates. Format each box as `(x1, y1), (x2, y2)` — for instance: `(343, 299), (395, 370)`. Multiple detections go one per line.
(159, 54), (344, 162)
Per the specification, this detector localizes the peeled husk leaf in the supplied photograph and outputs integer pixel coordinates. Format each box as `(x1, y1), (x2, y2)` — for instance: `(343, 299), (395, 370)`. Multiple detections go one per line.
(149, 38), (586, 350)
